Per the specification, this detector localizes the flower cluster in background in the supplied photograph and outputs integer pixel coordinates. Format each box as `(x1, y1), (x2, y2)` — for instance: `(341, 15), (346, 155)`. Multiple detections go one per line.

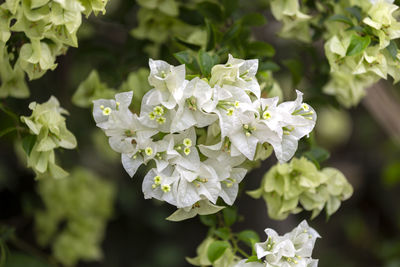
(269, 0), (400, 107)
(93, 55), (317, 220)
(269, 0), (313, 43)
(248, 157), (353, 220)
(132, 0), (204, 57)
(34, 168), (115, 266)
(324, 0), (400, 107)
(0, 0), (109, 98)
(20, 96), (77, 178)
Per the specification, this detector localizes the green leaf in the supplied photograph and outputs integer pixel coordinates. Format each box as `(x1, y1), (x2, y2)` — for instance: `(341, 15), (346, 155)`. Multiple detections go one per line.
(387, 40), (398, 61)
(198, 50), (214, 77)
(222, 22), (241, 43)
(0, 242), (6, 267)
(213, 227), (230, 240)
(259, 61), (280, 72)
(174, 37), (202, 51)
(0, 127), (16, 138)
(207, 240), (230, 263)
(174, 51), (192, 65)
(199, 214), (217, 227)
(22, 135), (37, 156)
(237, 230), (260, 247)
(303, 147), (330, 169)
(0, 104), (19, 122)
(197, 2), (223, 22)
(346, 6), (362, 22)
(383, 161), (400, 187)
(222, 0), (238, 17)
(248, 41), (275, 57)
(206, 20), (216, 51)
(174, 51), (199, 72)
(241, 13), (267, 27)
(282, 59), (303, 87)
(246, 255), (262, 263)
(345, 25), (365, 33)
(222, 206), (237, 227)
(328, 14), (353, 26)
(5, 252), (50, 267)
(346, 34), (371, 56)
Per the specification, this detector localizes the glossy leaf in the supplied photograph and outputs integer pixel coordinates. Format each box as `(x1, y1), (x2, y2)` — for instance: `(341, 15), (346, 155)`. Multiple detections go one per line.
(248, 41), (275, 57)
(207, 240), (230, 263)
(222, 206), (237, 227)
(346, 34), (371, 56)
(328, 14), (353, 26)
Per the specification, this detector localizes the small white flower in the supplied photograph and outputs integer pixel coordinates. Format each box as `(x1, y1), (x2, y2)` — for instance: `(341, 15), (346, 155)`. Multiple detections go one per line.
(183, 138), (192, 147)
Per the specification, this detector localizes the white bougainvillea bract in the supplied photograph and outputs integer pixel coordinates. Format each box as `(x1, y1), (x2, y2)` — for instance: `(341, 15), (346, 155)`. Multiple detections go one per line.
(93, 55), (317, 218)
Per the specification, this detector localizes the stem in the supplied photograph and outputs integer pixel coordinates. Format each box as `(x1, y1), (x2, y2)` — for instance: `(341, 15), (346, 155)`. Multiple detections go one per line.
(230, 235), (250, 258)
(10, 237), (59, 267)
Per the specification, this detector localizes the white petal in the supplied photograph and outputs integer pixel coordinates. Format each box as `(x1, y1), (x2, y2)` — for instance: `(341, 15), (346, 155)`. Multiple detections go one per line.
(121, 153), (143, 177)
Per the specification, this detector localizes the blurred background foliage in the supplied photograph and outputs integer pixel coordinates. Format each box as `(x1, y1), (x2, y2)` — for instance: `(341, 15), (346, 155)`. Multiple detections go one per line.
(1, 0), (400, 266)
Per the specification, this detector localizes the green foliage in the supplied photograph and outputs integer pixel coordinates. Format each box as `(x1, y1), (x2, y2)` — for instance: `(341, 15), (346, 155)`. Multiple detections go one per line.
(282, 59), (303, 87)
(132, 0), (276, 71)
(386, 40), (399, 60)
(118, 68), (152, 112)
(73, 67), (152, 112)
(72, 70), (115, 108)
(328, 14), (354, 26)
(346, 34), (371, 56)
(303, 147), (331, 169)
(5, 252), (50, 267)
(207, 240), (230, 263)
(186, 237), (239, 267)
(222, 206), (237, 227)
(237, 230), (259, 247)
(248, 157), (353, 220)
(199, 214), (218, 228)
(0, 225), (14, 267)
(34, 167), (115, 266)
(383, 161), (400, 188)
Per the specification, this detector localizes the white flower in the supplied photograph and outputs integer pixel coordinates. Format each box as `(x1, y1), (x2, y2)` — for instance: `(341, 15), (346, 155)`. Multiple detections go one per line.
(217, 167), (247, 205)
(148, 59), (186, 105)
(227, 111), (280, 160)
(173, 163), (221, 208)
(171, 77), (217, 132)
(210, 54), (261, 98)
(142, 166), (179, 206)
(165, 127), (201, 171)
(203, 84), (254, 139)
(270, 90), (317, 163)
(254, 220), (320, 267)
(93, 57), (318, 217)
(139, 90), (177, 132)
(93, 91), (157, 154)
(199, 140), (246, 168)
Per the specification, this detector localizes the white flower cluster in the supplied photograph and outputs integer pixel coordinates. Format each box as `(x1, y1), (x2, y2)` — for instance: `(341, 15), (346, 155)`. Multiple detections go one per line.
(235, 220), (320, 267)
(92, 55), (316, 215)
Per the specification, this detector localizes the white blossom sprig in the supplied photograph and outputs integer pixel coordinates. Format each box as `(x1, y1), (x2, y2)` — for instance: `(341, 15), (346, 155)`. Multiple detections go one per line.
(92, 55), (317, 220)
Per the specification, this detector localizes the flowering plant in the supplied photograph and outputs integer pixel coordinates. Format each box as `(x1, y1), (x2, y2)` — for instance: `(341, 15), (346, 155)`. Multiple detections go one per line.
(2, 0), (397, 266)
